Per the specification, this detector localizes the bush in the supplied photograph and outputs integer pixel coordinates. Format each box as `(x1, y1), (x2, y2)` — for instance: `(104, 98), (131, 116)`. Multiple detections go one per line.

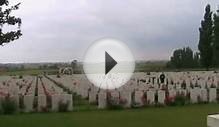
(19, 96), (25, 111)
(58, 100), (69, 112)
(56, 74), (61, 78)
(165, 96), (175, 106)
(155, 103), (165, 107)
(19, 75), (23, 79)
(40, 106), (50, 112)
(174, 94), (187, 106)
(33, 97), (38, 110)
(107, 96), (124, 110)
(197, 95), (207, 104)
(1, 97), (18, 114)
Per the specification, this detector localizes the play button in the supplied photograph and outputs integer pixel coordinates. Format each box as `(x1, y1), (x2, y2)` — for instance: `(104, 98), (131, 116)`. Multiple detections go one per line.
(105, 51), (117, 75)
(83, 38), (135, 90)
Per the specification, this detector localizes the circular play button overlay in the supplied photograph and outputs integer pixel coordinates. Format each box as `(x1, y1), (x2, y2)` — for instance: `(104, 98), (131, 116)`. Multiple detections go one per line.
(83, 38), (135, 90)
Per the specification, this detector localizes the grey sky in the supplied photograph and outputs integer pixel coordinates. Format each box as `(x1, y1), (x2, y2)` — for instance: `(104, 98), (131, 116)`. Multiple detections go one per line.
(0, 0), (218, 63)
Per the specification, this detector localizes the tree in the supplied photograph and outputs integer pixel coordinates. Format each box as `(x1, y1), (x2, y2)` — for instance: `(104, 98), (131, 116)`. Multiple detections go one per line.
(182, 47), (194, 68)
(198, 4), (213, 70)
(168, 47), (200, 69)
(193, 52), (200, 68)
(212, 8), (219, 67)
(170, 49), (182, 68)
(0, 0), (22, 45)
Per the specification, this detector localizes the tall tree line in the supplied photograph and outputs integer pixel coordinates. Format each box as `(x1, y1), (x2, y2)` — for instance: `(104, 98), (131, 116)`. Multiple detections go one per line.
(212, 7), (219, 67)
(198, 4), (219, 69)
(168, 4), (219, 69)
(167, 47), (200, 68)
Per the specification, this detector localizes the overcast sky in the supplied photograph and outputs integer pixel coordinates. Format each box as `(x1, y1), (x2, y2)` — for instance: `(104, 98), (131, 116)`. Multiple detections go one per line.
(0, 0), (218, 63)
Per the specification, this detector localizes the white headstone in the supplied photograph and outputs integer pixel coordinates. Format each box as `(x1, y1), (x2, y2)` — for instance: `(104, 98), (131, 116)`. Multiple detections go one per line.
(201, 89), (208, 102)
(88, 91), (97, 104)
(98, 91), (107, 109)
(134, 90), (144, 106)
(120, 91), (132, 108)
(38, 95), (47, 111)
(209, 88), (217, 103)
(24, 95), (34, 112)
(147, 90), (155, 105)
(158, 90), (165, 104)
(61, 94), (73, 111)
(190, 88), (201, 103)
(51, 94), (61, 111)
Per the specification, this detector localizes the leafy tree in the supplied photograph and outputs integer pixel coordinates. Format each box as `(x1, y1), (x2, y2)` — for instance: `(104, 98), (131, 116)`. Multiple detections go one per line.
(182, 47), (194, 68)
(170, 49), (182, 68)
(198, 4), (213, 69)
(0, 0), (22, 45)
(168, 47), (200, 69)
(212, 9), (219, 67)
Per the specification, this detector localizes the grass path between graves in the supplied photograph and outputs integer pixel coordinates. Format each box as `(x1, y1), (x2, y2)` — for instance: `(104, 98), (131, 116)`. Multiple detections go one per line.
(0, 104), (218, 127)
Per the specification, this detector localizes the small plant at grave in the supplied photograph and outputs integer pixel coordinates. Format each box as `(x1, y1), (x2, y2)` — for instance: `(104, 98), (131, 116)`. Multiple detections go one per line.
(40, 106), (50, 113)
(73, 94), (85, 106)
(141, 93), (147, 105)
(58, 100), (70, 112)
(197, 95), (208, 104)
(56, 74), (61, 78)
(165, 96), (175, 106)
(155, 103), (165, 108)
(33, 97), (38, 111)
(146, 72), (151, 75)
(174, 94), (188, 106)
(210, 84), (216, 88)
(143, 100), (151, 107)
(119, 98), (127, 106)
(107, 96), (123, 110)
(19, 75), (23, 79)
(1, 96), (18, 114)
(181, 81), (186, 89)
(19, 96), (25, 111)
(46, 96), (52, 109)
(197, 95), (202, 104)
(155, 93), (158, 104)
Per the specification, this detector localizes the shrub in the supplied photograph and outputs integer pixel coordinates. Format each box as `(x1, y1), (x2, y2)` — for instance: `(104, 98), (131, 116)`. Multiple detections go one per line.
(19, 96), (25, 110)
(33, 97), (38, 111)
(56, 74), (61, 78)
(73, 94), (85, 106)
(197, 95), (207, 104)
(107, 96), (123, 110)
(19, 75), (23, 79)
(40, 106), (50, 112)
(58, 100), (69, 112)
(165, 96), (175, 106)
(1, 97), (18, 114)
(155, 103), (165, 107)
(174, 94), (187, 106)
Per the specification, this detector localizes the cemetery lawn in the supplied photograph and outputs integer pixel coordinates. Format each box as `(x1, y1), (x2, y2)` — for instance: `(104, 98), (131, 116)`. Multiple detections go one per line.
(0, 104), (218, 127)
(0, 69), (58, 76)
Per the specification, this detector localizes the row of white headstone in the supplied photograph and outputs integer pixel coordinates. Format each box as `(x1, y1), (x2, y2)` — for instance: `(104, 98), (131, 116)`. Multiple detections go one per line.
(48, 72), (219, 109)
(0, 76), (73, 112)
(95, 87), (217, 109)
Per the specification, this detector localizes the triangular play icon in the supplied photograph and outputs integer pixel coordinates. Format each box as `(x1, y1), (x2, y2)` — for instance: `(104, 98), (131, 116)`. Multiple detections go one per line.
(105, 51), (117, 74)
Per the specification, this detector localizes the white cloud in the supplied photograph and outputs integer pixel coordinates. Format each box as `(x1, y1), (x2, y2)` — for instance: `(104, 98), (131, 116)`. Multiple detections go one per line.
(0, 0), (218, 63)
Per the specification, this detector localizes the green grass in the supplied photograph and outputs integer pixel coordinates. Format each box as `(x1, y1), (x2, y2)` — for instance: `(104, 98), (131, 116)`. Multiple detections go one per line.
(0, 69), (58, 76)
(0, 104), (218, 127)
